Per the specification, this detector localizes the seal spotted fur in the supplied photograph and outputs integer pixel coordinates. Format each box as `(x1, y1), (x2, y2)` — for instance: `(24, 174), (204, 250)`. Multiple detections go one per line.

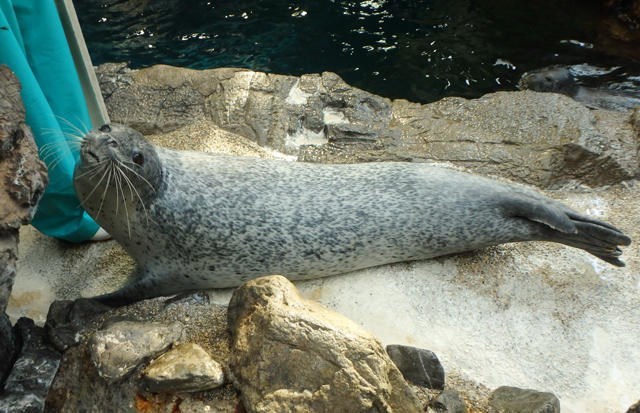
(74, 124), (631, 306)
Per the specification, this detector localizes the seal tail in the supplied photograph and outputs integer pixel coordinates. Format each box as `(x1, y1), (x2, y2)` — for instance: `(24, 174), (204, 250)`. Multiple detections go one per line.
(504, 197), (631, 267)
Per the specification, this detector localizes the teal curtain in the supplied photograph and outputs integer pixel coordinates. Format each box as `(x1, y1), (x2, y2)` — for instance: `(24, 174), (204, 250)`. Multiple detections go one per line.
(0, 0), (99, 242)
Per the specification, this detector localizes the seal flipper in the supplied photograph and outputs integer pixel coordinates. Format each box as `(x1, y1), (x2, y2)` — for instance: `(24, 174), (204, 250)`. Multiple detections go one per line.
(91, 273), (170, 307)
(503, 196), (631, 267)
(550, 214), (631, 267)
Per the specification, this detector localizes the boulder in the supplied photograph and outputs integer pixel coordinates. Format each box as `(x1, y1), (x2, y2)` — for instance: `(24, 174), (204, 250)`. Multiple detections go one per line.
(227, 275), (424, 413)
(0, 65), (47, 313)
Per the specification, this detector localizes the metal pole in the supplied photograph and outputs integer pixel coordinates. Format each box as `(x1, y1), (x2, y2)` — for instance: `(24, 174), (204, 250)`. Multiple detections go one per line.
(55, 0), (110, 128)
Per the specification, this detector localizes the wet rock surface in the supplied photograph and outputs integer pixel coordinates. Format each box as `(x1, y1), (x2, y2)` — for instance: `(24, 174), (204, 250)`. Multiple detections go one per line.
(90, 320), (184, 382)
(228, 275), (424, 413)
(386, 344), (445, 390)
(0, 318), (61, 413)
(141, 342), (225, 393)
(488, 386), (560, 413)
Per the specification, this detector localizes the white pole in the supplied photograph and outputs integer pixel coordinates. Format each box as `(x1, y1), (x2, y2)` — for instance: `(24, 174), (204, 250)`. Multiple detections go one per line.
(55, 0), (110, 128)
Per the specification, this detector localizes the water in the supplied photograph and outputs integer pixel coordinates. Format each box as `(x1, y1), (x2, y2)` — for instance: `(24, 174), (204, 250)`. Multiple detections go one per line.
(75, 0), (639, 103)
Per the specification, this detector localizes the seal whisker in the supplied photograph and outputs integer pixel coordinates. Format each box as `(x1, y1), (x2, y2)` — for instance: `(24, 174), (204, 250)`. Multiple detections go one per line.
(118, 161), (157, 193)
(113, 165), (122, 217)
(95, 163), (115, 219)
(78, 162), (111, 208)
(120, 167), (133, 239)
(55, 115), (89, 138)
(75, 161), (109, 180)
(116, 162), (151, 225)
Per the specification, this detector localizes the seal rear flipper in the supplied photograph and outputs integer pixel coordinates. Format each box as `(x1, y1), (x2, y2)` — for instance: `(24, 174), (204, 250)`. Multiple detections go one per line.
(502, 195), (631, 266)
(502, 195), (578, 234)
(550, 215), (631, 267)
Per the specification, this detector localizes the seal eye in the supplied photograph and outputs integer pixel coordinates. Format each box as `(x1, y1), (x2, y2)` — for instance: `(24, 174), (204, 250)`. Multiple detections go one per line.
(132, 151), (144, 166)
(99, 124), (111, 133)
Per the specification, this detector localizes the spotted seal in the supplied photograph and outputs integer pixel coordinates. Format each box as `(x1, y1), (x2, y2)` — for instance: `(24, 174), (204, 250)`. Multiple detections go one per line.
(517, 65), (640, 111)
(74, 124), (631, 306)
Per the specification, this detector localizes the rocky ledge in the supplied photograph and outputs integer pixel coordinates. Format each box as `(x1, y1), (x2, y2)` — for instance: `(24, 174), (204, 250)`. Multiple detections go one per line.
(3, 63), (640, 413)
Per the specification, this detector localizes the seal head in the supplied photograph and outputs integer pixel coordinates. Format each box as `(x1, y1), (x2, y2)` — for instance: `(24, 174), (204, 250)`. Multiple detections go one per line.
(75, 123), (162, 237)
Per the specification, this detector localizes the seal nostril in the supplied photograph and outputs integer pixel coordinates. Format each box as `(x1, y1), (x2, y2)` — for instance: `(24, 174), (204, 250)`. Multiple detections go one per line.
(87, 150), (99, 162)
(99, 124), (111, 133)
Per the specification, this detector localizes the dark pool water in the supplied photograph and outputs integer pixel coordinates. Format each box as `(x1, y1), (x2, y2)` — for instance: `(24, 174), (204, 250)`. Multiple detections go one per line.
(75, 0), (639, 103)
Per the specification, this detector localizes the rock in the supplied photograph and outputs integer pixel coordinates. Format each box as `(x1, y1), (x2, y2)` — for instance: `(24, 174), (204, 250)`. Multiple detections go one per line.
(0, 65), (47, 313)
(627, 399), (640, 413)
(428, 390), (467, 413)
(488, 386), (560, 413)
(141, 342), (225, 393)
(45, 298), (113, 351)
(597, 0), (640, 61)
(227, 275), (424, 413)
(89, 320), (184, 382)
(96, 64), (397, 155)
(45, 298), (236, 412)
(386, 344), (445, 389)
(96, 63), (639, 189)
(388, 92), (638, 188)
(0, 318), (61, 413)
(0, 313), (16, 385)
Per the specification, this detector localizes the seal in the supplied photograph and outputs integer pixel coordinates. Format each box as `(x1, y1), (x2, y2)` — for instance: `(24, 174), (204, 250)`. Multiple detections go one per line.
(74, 124), (631, 307)
(518, 65), (640, 111)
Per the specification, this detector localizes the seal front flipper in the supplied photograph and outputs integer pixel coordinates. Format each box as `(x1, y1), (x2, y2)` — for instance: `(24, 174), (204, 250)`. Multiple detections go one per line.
(503, 195), (631, 267)
(91, 272), (170, 307)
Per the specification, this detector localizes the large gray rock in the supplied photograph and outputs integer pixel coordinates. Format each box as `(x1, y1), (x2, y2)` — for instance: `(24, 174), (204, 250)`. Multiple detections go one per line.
(97, 63), (639, 189)
(227, 275), (424, 413)
(0, 65), (47, 314)
(96, 63), (397, 155)
(0, 65), (47, 389)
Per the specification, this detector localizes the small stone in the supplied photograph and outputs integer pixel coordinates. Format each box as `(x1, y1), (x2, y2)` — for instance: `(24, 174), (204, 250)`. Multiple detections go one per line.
(142, 342), (225, 393)
(627, 399), (640, 413)
(489, 386), (560, 413)
(428, 389), (467, 413)
(386, 344), (445, 389)
(0, 318), (61, 413)
(90, 320), (184, 382)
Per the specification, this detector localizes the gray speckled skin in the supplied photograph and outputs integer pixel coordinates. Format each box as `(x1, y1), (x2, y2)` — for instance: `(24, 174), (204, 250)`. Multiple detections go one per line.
(74, 124), (631, 306)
